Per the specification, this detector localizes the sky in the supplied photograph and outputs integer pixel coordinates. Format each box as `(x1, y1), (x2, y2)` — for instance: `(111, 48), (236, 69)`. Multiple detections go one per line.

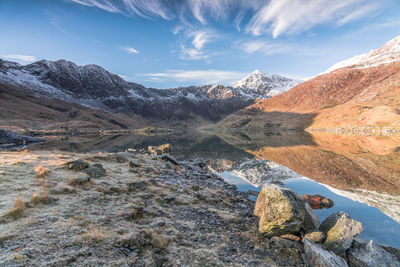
(0, 0), (400, 88)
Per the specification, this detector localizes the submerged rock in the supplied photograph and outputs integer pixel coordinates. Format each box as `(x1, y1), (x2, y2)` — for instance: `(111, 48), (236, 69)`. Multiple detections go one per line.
(254, 184), (306, 235)
(347, 238), (400, 267)
(304, 238), (349, 267)
(301, 194), (334, 209)
(319, 211), (363, 257)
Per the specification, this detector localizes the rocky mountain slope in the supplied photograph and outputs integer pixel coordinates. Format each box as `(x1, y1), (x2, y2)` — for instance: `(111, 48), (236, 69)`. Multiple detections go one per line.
(0, 59), (299, 129)
(218, 34), (400, 130)
(324, 35), (400, 73)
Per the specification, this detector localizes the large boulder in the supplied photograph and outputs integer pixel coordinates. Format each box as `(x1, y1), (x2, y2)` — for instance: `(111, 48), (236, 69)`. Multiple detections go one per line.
(347, 238), (400, 267)
(319, 211), (363, 258)
(254, 184), (307, 235)
(304, 238), (349, 267)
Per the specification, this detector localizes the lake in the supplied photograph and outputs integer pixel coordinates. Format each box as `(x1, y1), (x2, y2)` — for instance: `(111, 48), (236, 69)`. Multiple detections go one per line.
(29, 129), (400, 249)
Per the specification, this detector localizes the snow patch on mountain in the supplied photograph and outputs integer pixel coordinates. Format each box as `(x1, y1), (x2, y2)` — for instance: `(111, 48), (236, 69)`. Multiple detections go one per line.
(233, 70), (302, 98)
(324, 35), (400, 73)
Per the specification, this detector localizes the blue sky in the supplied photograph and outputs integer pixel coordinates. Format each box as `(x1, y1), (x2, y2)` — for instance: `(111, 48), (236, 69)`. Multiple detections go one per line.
(1, 0), (400, 88)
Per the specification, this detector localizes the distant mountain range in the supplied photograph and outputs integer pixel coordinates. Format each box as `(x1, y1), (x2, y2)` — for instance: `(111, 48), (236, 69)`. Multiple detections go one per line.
(218, 34), (400, 130)
(0, 59), (301, 129)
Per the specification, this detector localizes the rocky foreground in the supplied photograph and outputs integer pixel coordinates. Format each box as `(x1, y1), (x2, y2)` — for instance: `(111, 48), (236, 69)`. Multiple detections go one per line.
(0, 149), (399, 266)
(0, 150), (306, 266)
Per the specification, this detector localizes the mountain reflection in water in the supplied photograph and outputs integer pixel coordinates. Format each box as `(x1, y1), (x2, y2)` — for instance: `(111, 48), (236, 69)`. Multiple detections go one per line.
(30, 130), (400, 248)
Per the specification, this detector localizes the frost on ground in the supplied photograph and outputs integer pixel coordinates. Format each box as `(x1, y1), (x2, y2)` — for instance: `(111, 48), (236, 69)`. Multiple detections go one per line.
(0, 151), (306, 266)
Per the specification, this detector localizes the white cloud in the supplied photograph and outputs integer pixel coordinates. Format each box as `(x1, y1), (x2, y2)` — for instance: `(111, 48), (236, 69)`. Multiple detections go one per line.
(123, 47), (139, 54)
(246, 0), (382, 38)
(71, 0), (387, 38)
(2, 54), (37, 63)
(142, 69), (246, 85)
(241, 40), (293, 55)
(178, 30), (216, 60)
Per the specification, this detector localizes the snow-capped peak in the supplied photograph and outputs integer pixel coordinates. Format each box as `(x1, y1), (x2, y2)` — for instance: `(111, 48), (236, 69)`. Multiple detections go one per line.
(233, 70), (302, 98)
(324, 34), (400, 73)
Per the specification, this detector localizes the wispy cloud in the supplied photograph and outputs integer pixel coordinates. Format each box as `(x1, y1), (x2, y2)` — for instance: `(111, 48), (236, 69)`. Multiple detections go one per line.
(142, 69), (246, 85)
(246, 0), (382, 37)
(122, 46), (139, 54)
(2, 54), (37, 63)
(178, 29), (217, 60)
(241, 40), (294, 55)
(70, 0), (386, 37)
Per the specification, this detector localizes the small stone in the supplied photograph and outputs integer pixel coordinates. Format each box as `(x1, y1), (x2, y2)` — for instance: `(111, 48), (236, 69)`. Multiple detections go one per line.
(271, 236), (295, 248)
(161, 154), (179, 165)
(304, 231), (325, 243)
(248, 190), (259, 196)
(127, 181), (148, 192)
(280, 234), (301, 242)
(64, 159), (89, 171)
(128, 160), (141, 168)
(76, 176), (90, 184)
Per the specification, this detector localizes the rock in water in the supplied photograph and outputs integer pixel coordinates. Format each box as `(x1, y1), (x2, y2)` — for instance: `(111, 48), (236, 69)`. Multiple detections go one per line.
(304, 238), (349, 267)
(319, 211), (363, 258)
(254, 184), (306, 235)
(347, 239), (400, 267)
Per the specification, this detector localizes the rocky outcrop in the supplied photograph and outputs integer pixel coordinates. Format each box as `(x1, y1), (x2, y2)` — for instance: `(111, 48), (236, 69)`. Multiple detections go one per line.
(304, 238), (349, 267)
(320, 211), (363, 258)
(347, 239), (400, 267)
(254, 184), (318, 235)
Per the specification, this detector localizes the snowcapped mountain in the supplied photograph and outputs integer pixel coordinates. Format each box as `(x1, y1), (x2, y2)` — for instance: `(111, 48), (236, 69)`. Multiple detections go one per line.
(233, 70), (302, 98)
(0, 58), (301, 124)
(324, 34), (400, 73)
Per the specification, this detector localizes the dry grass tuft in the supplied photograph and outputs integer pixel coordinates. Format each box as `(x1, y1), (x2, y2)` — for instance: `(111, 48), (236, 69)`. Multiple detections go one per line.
(5, 197), (26, 219)
(35, 166), (49, 178)
(30, 188), (49, 205)
(80, 229), (108, 245)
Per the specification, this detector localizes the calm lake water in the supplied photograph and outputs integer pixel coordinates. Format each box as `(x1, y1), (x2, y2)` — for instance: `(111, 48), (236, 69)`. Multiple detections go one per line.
(30, 130), (400, 248)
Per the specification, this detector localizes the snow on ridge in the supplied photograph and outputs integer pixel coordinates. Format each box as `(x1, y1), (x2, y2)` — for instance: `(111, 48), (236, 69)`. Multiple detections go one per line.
(324, 35), (400, 74)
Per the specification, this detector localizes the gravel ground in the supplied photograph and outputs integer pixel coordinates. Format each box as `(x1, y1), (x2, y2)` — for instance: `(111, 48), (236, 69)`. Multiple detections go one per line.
(0, 150), (306, 266)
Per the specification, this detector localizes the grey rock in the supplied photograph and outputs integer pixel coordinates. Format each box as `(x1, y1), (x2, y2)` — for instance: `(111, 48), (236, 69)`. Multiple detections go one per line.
(304, 238), (349, 267)
(254, 184), (306, 235)
(64, 159), (89, 171)
(84, 164), (106, 178)
(347, 238), (400, 267)
(161, 154), (179, 165)
(320, 211), (363, 258)
(128, 159), (141, 168)
(76, 176), (90, 184)
(271, 236), (295, 248)
(303, 203), (320, 231)
(116, 152), (133, 163)
(304, 231), (325, 243)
